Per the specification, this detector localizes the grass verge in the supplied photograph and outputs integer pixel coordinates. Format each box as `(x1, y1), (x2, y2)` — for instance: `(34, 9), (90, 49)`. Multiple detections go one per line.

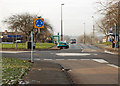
(2, 43), (55, 49)
(2, 57), (32, 84)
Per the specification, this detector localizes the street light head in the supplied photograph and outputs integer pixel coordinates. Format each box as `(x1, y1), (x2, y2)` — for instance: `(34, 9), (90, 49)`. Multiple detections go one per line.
(61, 4), (64, 5)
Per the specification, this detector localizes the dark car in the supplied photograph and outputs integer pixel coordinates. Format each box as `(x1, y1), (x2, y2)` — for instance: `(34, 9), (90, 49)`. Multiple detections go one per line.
(70, 39), (76, 44)
(57, 41), (69, 49)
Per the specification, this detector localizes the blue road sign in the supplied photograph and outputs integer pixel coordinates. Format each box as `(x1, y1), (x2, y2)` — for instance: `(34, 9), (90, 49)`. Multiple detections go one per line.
(35, 19), (43, 27)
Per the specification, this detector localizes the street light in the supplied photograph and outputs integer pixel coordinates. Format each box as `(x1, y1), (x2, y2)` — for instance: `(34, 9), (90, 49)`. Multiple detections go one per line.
(92, 16), (95, 44)
(83, 23), (86, 44)
(61, 3), (64, 41)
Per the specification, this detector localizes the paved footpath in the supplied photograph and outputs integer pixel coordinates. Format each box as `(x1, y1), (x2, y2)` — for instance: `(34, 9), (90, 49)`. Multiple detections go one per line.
(22, 61), (73, 85)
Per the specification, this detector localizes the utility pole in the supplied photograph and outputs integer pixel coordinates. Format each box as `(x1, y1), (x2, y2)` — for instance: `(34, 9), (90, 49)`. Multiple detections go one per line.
(61, 4), (64, 41)
(92, 16), (95, 44)
(83, 23), (86, 44)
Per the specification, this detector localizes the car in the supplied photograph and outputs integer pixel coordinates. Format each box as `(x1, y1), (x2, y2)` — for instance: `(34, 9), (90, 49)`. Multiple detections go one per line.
(70, 39), (76, 44)
(15, 40), (23, 43)
(57, 41), (69, 49)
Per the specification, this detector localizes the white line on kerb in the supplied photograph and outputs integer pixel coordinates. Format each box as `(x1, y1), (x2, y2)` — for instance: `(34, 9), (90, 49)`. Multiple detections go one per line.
(107, 64), (119, 69)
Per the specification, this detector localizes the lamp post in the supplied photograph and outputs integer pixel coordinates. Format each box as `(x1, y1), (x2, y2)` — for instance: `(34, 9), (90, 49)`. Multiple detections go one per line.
(92, 16), (95, 44)
(61, 4), (64, 41)
(83, 23), (86, 44)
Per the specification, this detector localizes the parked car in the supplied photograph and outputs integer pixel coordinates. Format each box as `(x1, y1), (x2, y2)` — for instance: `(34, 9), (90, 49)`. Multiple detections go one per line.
(57, 41), (69, 49)
(15, 40), (23, 43)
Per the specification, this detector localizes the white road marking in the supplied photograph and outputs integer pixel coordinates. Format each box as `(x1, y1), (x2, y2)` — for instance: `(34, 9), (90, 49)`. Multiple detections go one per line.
(44, 59), (52, 60)
(92, 59), (109, 63)
(104, 50), (116, 55)
(56, 53), (91, 56)
(80, 59), (91, 60)
(0, 51), (33, 53)
(107, 64), (119, 69)
(50, 53), (54, 54)
(67, 59), (77, 60)
(94, 54), (98, 55)
(55, 59), (64, 60)
(34, 59), (41, 60)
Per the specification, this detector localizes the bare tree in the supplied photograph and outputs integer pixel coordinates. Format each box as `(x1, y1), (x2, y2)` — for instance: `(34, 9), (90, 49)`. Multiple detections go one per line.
(3, 13), (53, 42)
(96, 0), (119, 40)
(64, 35), (71, 43)
(77, 35), (92, 44)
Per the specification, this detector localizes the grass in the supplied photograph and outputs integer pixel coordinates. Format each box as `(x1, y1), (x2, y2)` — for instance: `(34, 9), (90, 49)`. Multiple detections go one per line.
(2, 43), (55, 49)
(99, 42), (120, 47)
(2, 57), (32, 84)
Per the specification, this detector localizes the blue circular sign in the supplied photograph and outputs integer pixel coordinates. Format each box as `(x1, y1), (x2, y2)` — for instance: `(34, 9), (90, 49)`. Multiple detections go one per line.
(35, 19), (43, 27)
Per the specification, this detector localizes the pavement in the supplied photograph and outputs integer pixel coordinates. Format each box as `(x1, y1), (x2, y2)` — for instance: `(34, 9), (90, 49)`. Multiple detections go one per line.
(94, 44), (120, 55)
(22, 60), (74, 85)
(53, 60), (118, 84)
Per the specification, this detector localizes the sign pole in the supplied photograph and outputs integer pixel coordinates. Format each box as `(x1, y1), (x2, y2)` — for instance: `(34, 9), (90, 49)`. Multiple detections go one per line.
(31, 31), (34, 63)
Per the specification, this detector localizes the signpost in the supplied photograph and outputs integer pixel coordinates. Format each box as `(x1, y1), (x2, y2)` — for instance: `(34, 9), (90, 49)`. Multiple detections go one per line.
(31, 17), (44, 62)
(34, 18), (44, 29)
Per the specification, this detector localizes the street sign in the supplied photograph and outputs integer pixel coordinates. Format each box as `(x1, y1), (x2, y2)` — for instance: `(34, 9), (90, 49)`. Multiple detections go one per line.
(34, 18), (44, 28)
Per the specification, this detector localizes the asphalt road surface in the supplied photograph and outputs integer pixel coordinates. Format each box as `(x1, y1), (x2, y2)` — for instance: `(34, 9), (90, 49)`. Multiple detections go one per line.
(1, 43), (119, 84)
(2, 43), (119, 66)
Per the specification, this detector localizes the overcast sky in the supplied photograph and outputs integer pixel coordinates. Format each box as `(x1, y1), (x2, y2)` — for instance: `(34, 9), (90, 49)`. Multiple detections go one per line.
(0, 0), (98, 36)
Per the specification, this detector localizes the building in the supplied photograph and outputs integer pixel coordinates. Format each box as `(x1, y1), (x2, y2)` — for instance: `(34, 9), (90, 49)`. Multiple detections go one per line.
(0, 30), (24, 43)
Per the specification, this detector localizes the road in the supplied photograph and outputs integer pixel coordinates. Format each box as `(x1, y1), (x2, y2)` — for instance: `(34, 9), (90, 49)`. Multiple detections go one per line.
(1, 43), (119, 84)
(2, 43), (118, 66)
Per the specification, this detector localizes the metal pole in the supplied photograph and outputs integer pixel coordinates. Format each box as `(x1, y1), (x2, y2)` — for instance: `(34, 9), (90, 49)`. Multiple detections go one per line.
(118, 1), (120, 49)
(61, 4), (64, 41)
(31, 31), (34, 63)
(92, 16), (95, 44)
(84, 23), (85, 44)
(16, 29), (17, 49)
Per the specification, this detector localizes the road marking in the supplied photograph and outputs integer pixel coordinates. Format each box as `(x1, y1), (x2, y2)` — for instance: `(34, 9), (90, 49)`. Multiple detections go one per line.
(56, 53), (91, 56)
(80, 59), (91, 60)
(94, 54), (98, 55)
(34, 59), (41, 60)
(67, 59), (77, 60)
(104, 50), (116, 55)
(92, 59), (109, 63)
(107, 64), (119, 69)
(50, 53), (54, 54)
(0, 51), (33, 53)
(44, 59), (52, 60)
(55, 59), (64, 60)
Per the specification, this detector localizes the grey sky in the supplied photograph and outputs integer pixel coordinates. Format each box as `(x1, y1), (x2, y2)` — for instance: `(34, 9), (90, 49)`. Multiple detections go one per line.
(0, 0), (98, 36)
